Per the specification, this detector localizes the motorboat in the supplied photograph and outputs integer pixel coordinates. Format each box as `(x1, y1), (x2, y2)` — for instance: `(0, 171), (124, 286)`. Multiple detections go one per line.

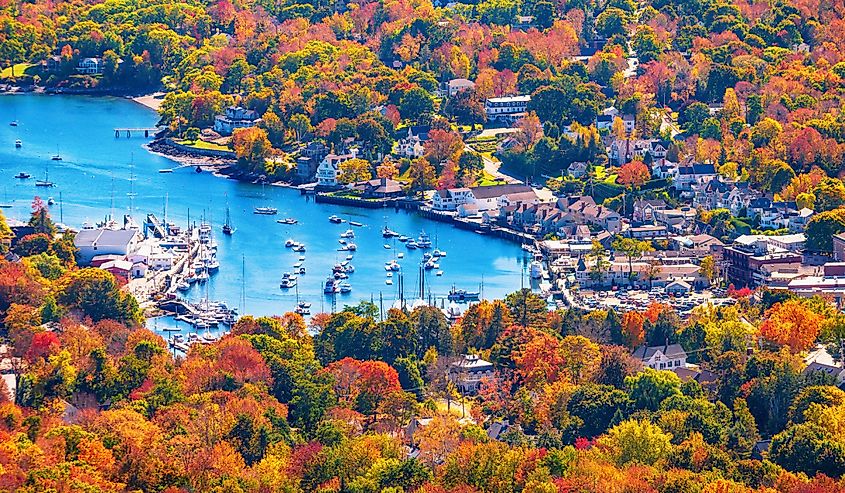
(298, 266), (306, 275)
(405, 240), (417, 249)
(349, 221), (363, 227)
(14, 140), (22, 148)
(385, 260), (401, 272)
(9, 120), (17, 127)
(51, 154), (62, 161)
(293, 244), (306, 252)
(328, 215), (343, 223)
(333, 272), (349, 280)
(280, 273), (297, 289)
(422, 252), (432, 261)
(158, 169), (173, 173)
(433, 249), (446, 257)
(436, 270), (444, 276)
(385, 279), (393, 285)
(205, 257), (220, 272)
(277, 217), (297, 224)
(397, 252), (404, 259)
(285, 239), (296, 248)
(424, 259), (436, 270)
(398, 235), (409, 242)
(254, 206), (278, 215)
(339, 282), (352, 293)
(295, 301), (311, 315)
(47, 197), (56, 206)
(448, 287), (480, 303)
(176, 280), (190, 291)
(340, 229), (354, 238)
(14, 172), (30, 179)
(384, 244), (391, 249)
(345, 243), (357, 251)
(417, 231), (432, 248)
(324, 277), (338, 294)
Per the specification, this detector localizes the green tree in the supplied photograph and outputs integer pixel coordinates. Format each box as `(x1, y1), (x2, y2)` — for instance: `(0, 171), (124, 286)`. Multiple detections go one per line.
(806, 208), (845, 252)
(399, 87), (434, 123)
(611, 237), (653, 280)
(57, 268), (142, 325)
(504, 288), (548, 328)
(625, 368), (683, 411)
(812, 178), (845, 212)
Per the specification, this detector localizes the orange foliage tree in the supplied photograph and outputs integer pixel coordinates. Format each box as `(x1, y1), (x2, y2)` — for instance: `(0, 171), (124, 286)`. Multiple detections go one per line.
(617, 160), (651, 187)
(759, 299), (823, 353)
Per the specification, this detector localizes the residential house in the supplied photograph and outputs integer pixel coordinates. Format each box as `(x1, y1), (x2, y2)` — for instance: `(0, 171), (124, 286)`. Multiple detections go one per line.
(397, 126), (431, 159)
(609, 138), (652, 166)
(213, 106), (262, 136)
(296, 142), (329, 181)
(74, 228), (141, 265)
(653, 207), (697, 233)
(484, 95), (530, 123)
(42, 55), (63, 72)
(632, 199), (667, 223)
(632, 344), (688, 370)
(674, 163), (717, 192)
(468, 184), (534, 211)
(447, 78), (475, 96)
(595, 114), (613, 131)
(567, 161), (588, 178)
(315, 148), (359, 187)
(449, 354), (495, 393)
(803, 345), (845, 385)
(75, 57), (103, 75)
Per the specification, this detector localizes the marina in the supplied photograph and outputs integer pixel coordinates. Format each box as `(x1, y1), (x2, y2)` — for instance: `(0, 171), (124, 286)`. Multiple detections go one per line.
(1, 94), (535, 340)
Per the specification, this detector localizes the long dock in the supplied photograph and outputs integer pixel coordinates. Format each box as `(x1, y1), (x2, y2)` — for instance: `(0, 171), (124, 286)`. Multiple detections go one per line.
(114, 127), (159, 138)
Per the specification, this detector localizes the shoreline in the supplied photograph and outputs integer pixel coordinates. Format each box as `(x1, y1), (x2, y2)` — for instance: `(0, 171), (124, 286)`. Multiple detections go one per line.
(132, 92), (166, 111)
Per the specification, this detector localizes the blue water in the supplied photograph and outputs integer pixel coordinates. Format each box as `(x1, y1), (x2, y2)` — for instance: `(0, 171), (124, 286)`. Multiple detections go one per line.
(0, 94), (531, 325)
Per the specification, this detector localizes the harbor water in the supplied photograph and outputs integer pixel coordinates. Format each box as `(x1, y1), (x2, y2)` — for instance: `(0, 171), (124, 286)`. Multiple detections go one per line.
(1, 94), (532, 334)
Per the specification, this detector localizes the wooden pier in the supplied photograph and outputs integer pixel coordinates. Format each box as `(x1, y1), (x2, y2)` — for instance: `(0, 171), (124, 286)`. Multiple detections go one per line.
(114, 127), (159, 138)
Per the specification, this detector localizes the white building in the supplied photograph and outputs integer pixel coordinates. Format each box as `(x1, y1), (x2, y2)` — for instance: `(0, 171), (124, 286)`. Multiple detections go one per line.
(632, 344), (688, 370)
(447, 78), (475, 96)
(484, 95), (530, 122)
(75, 57), (103, 75)
(74, 228), (141, 265)
(316, 149), (359, 186)
(432, 188), (474, 211)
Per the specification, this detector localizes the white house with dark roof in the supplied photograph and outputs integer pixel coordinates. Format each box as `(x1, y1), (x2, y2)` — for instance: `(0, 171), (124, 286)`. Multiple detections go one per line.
(632, 344), (688, 371)
(447, 78), (475, 96)
(432, 188), (473, 211)
(316, 149), (359, 186)
(484, 95), (530, 122)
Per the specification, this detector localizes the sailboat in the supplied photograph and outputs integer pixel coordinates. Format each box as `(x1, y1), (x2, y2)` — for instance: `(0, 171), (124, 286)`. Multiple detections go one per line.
(51, 145), (62, 161)
(222, 202), (235, 235)
(35, 162), (54, 187)
(253, 181), (277, 215)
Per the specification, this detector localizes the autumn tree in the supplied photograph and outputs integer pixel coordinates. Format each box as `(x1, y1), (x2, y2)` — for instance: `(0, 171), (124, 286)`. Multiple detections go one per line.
(232, 127), (273, 174)
(760, 299), (824, 353)
(29, 197), (56, 236)
(616, 160), (651, 187)
(408, 157), (436, 194)
(338, 158), (372, 184)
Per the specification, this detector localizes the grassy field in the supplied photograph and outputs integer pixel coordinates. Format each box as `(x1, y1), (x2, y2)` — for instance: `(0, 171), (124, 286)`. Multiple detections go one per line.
(175, 139), (231, 152)
(0, 63), (35, 79)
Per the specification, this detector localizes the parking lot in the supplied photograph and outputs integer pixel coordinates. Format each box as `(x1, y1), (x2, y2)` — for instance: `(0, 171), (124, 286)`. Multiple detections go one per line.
(573, 286), (736, 316)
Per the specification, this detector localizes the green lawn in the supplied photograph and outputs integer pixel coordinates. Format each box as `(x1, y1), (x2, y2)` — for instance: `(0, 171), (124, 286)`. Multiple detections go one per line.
(475, 170), (505, 187)
(0, 63), (36, 79)
(175, 139), (231, 152)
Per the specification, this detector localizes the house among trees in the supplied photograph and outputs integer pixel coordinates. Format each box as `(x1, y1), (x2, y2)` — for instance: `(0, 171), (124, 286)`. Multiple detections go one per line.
(449, 354), (494, 393)
(632, 344), (688, 371)
(446, 78), (475, 96)
(316, 148), (359, 187)
(75, 57), (104, 75)
(213, 106), (262, 136)
(397, 126), (430, 158)
(347, 177), (404, 198)
(484, 95), (530, 123)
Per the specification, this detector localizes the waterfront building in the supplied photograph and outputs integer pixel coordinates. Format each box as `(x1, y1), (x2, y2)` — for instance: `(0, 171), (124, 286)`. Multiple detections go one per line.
(347, 177), (404, 198)
(484, 95), (530, 123)
(316, 149), (359, 186)
(74, 228), (141, 265)
(75, 57), (104, 75)
(213, 106), (262, 136)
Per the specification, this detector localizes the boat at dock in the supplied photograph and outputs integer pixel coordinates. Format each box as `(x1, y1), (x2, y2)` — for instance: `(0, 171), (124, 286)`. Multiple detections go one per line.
(324, 276), (338, 294)
(417, 231), (432, 248)
(339, 282), (352, 293)
(448, 287), (480, 303)
(280, 272), (297, 289)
